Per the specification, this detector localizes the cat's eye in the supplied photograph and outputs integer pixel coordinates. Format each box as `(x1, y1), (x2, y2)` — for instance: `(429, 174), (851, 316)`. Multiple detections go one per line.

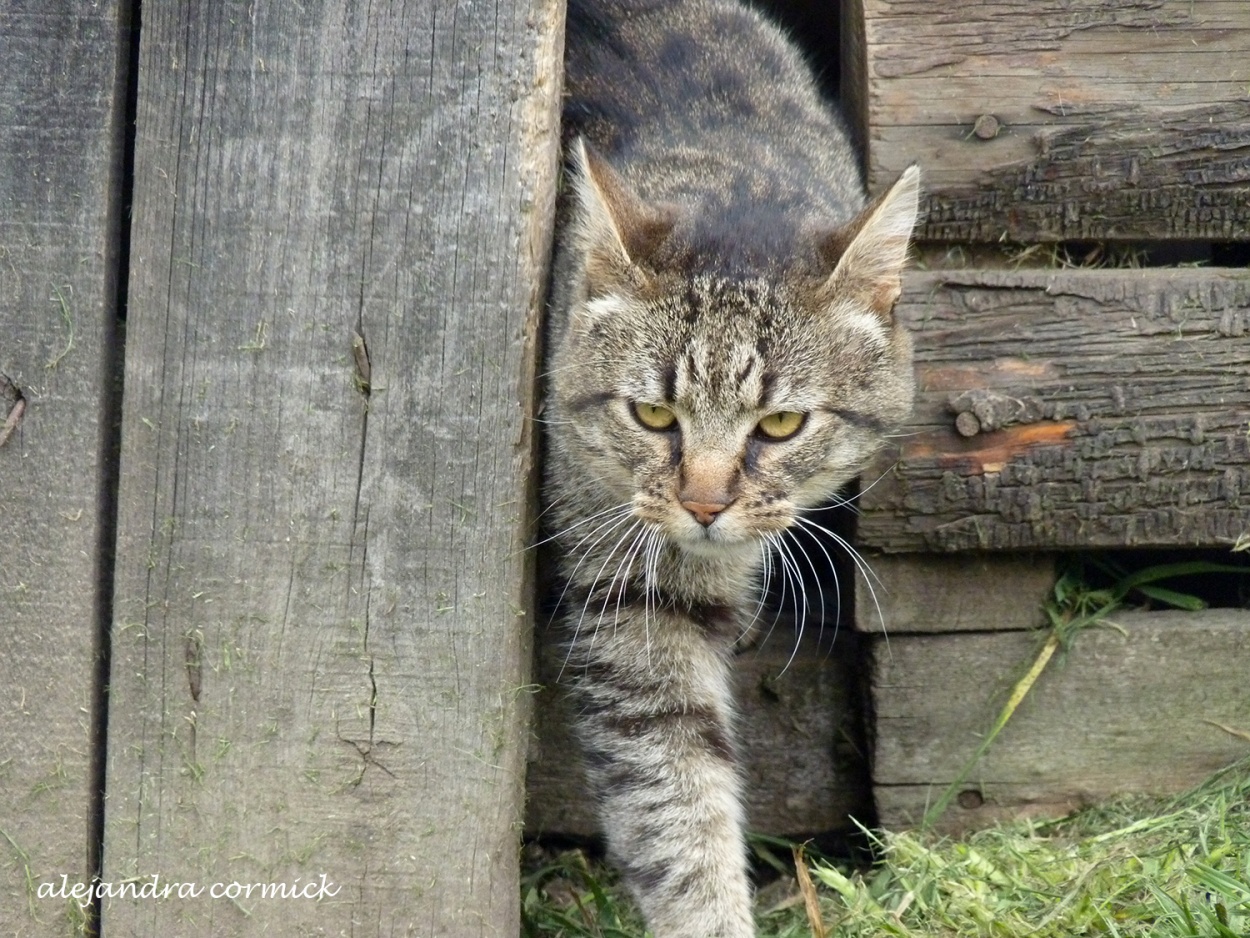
(632, 402), (678, 431)
(755, 410), (806, 440)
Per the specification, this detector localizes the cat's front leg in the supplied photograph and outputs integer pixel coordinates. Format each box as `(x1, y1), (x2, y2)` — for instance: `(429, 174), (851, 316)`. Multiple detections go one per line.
(570, 607), (754, 938)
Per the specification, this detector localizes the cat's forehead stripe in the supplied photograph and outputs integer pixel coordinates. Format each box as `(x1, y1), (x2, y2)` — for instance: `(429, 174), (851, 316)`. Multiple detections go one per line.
(661, 361), (678, 402)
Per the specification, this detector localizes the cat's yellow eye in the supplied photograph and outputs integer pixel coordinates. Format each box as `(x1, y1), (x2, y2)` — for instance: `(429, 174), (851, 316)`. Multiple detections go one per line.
(632, 402), (678, 431)
(756, 410), (806, 440)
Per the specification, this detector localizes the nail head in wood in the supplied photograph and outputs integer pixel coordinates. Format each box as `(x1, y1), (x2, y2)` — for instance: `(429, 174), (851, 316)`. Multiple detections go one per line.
(972, 114), (1000, 140)
(954, 411), (982, 437)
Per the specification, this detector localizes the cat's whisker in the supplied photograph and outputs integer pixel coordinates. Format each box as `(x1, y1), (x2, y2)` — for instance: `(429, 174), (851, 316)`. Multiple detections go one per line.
(794, 515), (890, 653)
(550, 507), (638, 627)
(527, 416), (578, 428)
(547, 507), (638, 638)
(606, 521), (653, 641)
(768, 532), (814, 677)
(532, 500), (634, 550)
(739, 539), (772, 645)
(788, 517), (842, 644)
(834, 465), (897, 510)
(753, 533), (786, 650)
(558, 514), (644, 677)
(642, 529), (663, 669)
(758, 532), (794, 653)
(783, 529), (829, 652)
(573, 518), (649, 672)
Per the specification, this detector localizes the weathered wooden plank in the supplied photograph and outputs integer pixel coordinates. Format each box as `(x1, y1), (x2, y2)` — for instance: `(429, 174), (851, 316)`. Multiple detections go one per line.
(857, 554), (1054, 633)
(857, 268), (1250, 553)
(844, 0), (1250, 241)
(102, 1), (561, 935)
(871, 609), (1250, 833)
(0, 2), (128, 932)
(527, 625), (872, 837)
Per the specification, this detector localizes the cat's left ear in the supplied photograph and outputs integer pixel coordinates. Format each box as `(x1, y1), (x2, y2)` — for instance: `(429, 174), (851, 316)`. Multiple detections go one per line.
(818, 165), (921, 322)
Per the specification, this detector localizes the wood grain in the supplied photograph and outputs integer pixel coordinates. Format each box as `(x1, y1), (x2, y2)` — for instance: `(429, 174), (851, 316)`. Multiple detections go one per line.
(845, 0), (1250, 241)
(102, 1), (562, 935)
(526, 625), (872, 838)
(870, 609), (1250, 833)
(857, 554), (1055, 633)
(858, 268), (1250, 552)
(0, 3), (128, 932)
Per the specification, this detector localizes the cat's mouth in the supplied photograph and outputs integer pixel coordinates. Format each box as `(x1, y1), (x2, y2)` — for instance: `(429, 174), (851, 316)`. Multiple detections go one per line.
(669, 508), (782, 555)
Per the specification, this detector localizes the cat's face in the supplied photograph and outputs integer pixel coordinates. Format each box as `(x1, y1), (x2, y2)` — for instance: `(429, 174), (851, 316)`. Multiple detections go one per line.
(549, 141), (919, 557)
(552, 275), (912, 556)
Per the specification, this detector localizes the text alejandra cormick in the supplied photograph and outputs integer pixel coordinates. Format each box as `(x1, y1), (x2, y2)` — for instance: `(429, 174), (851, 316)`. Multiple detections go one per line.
(39, 873), (341, 909)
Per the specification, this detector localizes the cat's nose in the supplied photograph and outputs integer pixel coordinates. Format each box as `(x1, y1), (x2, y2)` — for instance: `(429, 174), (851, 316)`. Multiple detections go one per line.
(681, 499), (732, 527)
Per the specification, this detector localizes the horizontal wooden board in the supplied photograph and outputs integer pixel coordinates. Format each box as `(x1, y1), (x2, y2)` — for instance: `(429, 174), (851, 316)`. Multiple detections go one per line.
(843, 0), (1250, 241)
(857, 268), (1250, 552)
(857, 554), (1055, 633)
(526, 624), (872, 837)
(871, 609), (1250, 833)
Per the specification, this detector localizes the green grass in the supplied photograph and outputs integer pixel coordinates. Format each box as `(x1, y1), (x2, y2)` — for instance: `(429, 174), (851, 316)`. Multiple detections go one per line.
(522, 757), (1250, 937)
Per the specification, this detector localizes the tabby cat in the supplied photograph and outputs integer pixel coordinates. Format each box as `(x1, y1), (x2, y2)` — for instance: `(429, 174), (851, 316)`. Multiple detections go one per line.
(543, 0), (920, 935)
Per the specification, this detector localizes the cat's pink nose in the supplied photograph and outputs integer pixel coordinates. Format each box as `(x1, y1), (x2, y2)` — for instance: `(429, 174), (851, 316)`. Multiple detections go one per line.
(681, 499), (731, 527)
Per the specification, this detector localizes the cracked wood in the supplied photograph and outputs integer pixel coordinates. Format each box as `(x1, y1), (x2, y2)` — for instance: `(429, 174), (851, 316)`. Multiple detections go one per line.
(857, 268), (1250, 552)
(843, 0), (1250, 241)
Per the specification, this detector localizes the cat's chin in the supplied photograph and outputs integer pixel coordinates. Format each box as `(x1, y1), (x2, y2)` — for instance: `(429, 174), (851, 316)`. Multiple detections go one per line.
(672, 531), (761, 562)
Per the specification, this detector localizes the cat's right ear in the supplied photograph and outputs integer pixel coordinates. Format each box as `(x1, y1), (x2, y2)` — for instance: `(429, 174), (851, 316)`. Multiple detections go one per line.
(569, 138), (676, 297)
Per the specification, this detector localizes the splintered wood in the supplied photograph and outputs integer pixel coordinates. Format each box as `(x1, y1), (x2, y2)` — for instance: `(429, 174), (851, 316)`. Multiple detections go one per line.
(844, 0), (1250, 241)
(857, 268), (1250, 552)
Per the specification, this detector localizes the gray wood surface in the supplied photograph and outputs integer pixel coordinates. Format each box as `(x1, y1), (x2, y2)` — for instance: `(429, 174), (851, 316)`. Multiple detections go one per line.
(858, 268), (1250, 552)
(871, 609), (1250, 833)
(844, 0), (1250, 242)
(527, 624), (872, 837)
(0, 3), (128, 933)
(857, 554), (1055, 633)
(101, 2), (562, 935)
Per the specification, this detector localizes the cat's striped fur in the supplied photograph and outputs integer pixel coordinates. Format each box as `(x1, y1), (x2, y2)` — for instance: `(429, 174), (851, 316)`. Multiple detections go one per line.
(543, 1), (920, 935)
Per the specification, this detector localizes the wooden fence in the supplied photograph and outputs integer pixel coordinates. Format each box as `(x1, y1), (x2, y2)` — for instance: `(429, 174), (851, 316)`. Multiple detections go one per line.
(3, 0), (1249, 936)
(2, 1), (562, 935)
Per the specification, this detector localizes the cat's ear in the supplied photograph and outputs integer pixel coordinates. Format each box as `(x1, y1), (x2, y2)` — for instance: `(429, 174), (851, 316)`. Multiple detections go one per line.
(569, 137), (676, 294)
(819, 165), (921, 322)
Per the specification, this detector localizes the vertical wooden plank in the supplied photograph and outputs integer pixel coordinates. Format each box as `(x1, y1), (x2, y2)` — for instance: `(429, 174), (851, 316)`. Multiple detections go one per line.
(102, 1), (561, 935)
(0, 2), (128, 933)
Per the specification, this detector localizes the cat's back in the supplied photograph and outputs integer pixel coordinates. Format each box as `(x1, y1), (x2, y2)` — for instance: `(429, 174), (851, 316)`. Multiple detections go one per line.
(563, 0), (864, 231)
